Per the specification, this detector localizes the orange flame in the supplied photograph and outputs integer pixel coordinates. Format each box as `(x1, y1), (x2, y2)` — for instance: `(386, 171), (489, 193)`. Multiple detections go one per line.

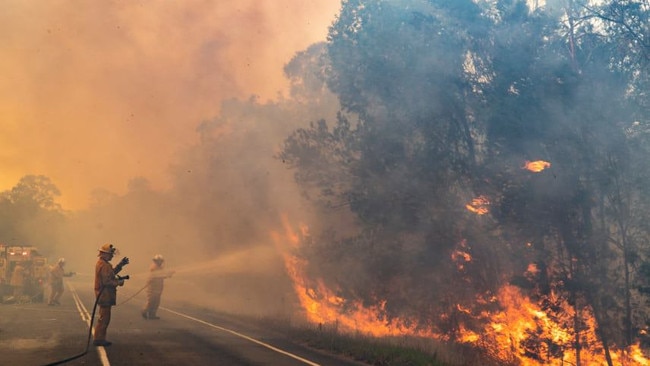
(274, 216), (650, 365)
(460, 285), (649, 365)
(273, 215), (435, 337)
(452, 239), (472, 271)
(523, 160), (551, 172)
(466, 195), (490, 215)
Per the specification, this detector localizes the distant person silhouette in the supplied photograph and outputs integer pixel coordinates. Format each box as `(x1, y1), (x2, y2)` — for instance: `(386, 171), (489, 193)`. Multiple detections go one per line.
(10, 262), (26, 302)
(48, 258), (66, 305)
(141, 254), (174, 320)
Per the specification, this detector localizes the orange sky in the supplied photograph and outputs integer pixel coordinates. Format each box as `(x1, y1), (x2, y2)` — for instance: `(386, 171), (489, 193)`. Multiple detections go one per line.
(0, 0), (340, 210)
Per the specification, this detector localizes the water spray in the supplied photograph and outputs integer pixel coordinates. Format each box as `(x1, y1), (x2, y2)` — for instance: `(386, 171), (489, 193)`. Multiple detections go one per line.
(168, 245), (281, 277)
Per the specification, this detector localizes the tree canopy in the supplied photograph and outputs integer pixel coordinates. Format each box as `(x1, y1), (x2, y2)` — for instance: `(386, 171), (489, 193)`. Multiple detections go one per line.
(280, 0), (650, 363)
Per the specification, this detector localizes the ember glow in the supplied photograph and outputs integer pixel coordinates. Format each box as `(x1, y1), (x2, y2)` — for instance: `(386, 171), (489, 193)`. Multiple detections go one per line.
(466, 195), (490, 215)
(452, 239), (472, 272)
(523, 160), (551, 172)
(274, 216), (650, 365)
(459, 285), (649, 365)
(273, 215), (435, 338)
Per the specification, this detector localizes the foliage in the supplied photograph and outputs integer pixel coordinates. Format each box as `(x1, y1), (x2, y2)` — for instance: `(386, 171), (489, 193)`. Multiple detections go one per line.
(286, 322), (474, 366)
(2, 175), (62, 211)
(280, 0), (650, 363)
(0, 175), (65, 254)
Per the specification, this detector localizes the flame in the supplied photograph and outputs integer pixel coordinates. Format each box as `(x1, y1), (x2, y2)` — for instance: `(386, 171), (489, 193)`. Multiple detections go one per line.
(523, 160), (551, 172)
(452, 239), (472, 271)
(452, 250), (472, 263)
(466, 195), (490, 215)
(274, 216), (650, 365)
(273, 214), (435, 337)
(460, 285), (649, 365)
(526, 263), (539, 275)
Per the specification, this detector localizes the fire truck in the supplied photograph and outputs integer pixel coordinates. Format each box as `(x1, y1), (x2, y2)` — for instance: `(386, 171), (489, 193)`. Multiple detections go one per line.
(0, 244), (49, 303)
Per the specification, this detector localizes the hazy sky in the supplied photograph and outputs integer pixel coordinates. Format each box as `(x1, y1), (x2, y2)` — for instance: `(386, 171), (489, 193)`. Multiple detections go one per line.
(0, 0), (340, 209)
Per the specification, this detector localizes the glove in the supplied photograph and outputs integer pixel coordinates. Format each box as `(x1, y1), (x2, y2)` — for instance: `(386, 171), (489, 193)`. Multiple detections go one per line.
(118, 279), (125, 286)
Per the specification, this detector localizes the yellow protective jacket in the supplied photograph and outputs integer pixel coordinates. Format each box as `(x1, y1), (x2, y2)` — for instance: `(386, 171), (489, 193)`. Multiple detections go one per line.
(146, 263), (170, 296)
(94, 258), (119, 306)
(10, 264), (25, 287)
(50, 264), (64, 290)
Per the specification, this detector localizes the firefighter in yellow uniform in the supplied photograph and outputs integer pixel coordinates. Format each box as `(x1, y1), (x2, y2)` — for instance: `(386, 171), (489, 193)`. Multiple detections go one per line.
(93, 244), (127, 347)
(10, 262), (26, 301)
(48, 258), (66, 306)
(141, 254), (174, 320)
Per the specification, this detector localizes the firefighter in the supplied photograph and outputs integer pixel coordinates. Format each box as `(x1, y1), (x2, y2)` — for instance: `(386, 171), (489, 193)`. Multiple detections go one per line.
(10, 262), (26, 302)
(141, 254), (174, 320)
(93, 243), (127, 347)
(48, 258), (66, 306)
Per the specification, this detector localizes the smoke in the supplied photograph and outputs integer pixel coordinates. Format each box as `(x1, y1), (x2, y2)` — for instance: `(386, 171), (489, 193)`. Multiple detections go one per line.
(0, 0), (340, 210)
(0, 0), (346, 318)
(22, 31), (341, 318)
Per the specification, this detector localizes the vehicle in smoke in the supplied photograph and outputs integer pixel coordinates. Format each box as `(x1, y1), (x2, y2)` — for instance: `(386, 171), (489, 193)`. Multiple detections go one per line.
(0, 244), (49, 303)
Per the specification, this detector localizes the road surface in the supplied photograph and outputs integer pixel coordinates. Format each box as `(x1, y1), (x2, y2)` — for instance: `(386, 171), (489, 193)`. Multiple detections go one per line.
(0, 277), (367, 366)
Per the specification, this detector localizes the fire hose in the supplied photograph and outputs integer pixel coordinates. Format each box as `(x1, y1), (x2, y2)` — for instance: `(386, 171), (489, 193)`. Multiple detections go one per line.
(42, 258), (129, 366)
(117, 282), (149, 306)
(117, 269), (175, 306)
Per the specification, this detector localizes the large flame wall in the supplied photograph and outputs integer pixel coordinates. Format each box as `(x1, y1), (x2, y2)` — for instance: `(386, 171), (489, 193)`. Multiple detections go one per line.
(274, 216), (650, 365)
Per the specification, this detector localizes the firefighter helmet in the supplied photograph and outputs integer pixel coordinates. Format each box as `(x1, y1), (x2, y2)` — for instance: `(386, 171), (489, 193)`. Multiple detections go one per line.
(99, 243), (116, 254)
(153, 254), (164, 262)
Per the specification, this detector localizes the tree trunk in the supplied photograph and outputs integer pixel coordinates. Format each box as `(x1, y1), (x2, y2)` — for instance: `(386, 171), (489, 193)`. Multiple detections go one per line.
(573, 298), (581, 366)
(621, 226), (633, 347)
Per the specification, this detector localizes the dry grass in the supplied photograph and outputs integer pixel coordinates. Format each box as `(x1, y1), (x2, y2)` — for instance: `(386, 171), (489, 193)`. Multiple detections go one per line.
(257, 317), (505, 366)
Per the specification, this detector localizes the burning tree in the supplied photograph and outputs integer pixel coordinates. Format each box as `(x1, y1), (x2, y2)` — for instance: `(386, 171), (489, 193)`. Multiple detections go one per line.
(279, 0), (650, 365)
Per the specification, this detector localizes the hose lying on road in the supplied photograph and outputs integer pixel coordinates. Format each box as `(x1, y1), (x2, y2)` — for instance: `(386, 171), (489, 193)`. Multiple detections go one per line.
(41, 287), (103, 366)
(43, 256), (131, 365)
(41, 278), (146, 365)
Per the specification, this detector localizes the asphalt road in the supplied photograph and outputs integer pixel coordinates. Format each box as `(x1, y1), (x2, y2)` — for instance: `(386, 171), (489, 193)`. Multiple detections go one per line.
(0, 278), (367, 366)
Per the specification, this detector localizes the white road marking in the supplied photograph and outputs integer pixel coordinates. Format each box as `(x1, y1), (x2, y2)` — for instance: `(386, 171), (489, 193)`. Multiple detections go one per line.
(161, 307), (321, 366)
(69, 284), (90, 322)
(66, 282), (320, 365)
(68, 283), (111, 366)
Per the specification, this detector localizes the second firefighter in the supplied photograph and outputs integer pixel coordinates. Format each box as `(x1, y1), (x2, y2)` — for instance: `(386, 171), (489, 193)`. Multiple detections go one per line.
(141, 254), (174, 320)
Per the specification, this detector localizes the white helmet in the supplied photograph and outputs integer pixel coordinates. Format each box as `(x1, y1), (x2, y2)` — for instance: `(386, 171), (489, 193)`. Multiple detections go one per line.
(153, 254), (164, 262)
(57, 258), (65, 265)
